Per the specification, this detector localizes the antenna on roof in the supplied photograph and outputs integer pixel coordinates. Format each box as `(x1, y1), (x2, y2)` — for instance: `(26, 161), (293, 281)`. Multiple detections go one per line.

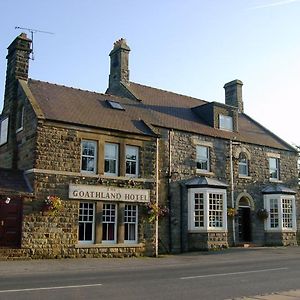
(15, 26), (54, 60)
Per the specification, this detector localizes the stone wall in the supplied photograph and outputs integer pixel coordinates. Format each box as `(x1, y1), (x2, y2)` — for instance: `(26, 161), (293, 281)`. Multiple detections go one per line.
(157, 128), (299, 251)
(16, 121), (159, 258)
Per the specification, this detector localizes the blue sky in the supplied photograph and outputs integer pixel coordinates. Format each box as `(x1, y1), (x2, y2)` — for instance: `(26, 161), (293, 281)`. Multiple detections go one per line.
(1, 0), (300, 146)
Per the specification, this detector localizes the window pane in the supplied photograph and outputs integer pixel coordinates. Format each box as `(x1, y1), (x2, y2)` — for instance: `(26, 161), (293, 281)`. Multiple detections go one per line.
(81, 141), (97, 173)
(269, 199), (279, 228)
(238, 153), (248, 176)
(124, 205), (137, 242)
(282, 198), (293, 228)
(196, 146), (209, 171)
(208, 193), (223, 228)
(102, 203), (116, 242)
(104, 143), (118, 175)
(194, 193), (204, 228)
(78, 202), (94, 242)
(126, 146), (138, 176)
(219, 115), (233, 131)
(269, 157), (279, 179)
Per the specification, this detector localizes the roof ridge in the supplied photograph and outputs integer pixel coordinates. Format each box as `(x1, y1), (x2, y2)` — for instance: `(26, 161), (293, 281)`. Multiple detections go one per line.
(129, 81), (208, 104)
(28, 78), (110, 97)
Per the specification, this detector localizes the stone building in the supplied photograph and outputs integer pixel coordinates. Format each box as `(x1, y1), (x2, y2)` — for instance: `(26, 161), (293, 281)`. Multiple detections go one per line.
(0, 34), (298, 259)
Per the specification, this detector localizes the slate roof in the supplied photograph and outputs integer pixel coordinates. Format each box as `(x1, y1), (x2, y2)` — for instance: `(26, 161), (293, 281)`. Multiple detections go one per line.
(27, 79), (157, 137)
(185, 177), (228, 189)
(127, 82), (295, 151)
(262, 185), (297, 195)
(24, 79), (296, 152)
(0, 168), (32, 194)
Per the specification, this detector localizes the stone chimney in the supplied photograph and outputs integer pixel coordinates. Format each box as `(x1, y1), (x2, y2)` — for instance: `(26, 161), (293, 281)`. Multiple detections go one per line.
(108, 38), (130, 92)
(3, 33), (32, 114)
(223, 79), (244, 113)
(1, 33), (32, 170)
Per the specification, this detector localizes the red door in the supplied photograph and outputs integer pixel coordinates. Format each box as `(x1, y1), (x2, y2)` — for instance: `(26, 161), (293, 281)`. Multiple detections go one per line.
(0, 197), (22, 248)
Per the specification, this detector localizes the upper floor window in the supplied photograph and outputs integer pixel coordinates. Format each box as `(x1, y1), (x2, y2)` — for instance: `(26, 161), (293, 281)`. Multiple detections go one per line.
(238, 153), (249, 176)
(16, 105), (24, 133)
(0, 117), (9, 146)
(269, 157), (280, 180)
(126, 145), (139, 177)
(81, 140), (97, 173)
(219, 115), (233, 131)
(196, 145), (210, 172)
(105, 143), (119, 176)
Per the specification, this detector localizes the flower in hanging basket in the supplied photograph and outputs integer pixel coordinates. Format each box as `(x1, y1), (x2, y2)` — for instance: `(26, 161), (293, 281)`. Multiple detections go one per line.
(256, 208), (269, 220)
(145, 201), (169, 223)
(43, 195), (62, 215)
(227, 208), (237, 217)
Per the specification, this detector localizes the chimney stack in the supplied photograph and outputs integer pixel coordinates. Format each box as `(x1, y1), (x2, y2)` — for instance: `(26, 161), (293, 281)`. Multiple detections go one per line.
(108, 38), (130, 93)
(224, 79), (244, 113)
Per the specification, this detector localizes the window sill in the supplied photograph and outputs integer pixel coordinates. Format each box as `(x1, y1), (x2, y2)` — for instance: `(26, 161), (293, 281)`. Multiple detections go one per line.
(269, 178), (282, 183)
(188, 229), (227, 233)
(238, 175), (252, 180)
(76, 243), (144, 248)
(195, 170), (214, 176)
(16, 127), (23, 134)
(265, 229), (296, 233)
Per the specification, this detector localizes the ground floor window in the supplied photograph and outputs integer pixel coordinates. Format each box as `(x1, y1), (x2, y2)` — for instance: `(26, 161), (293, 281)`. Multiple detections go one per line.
(102, 203), (117, 243)
(188, 188), (227, 231)
(124, 204), (138, 243)
(79, 202), (95, 243)
(78, 202), (139, 244)
(264, 195), (296, 231)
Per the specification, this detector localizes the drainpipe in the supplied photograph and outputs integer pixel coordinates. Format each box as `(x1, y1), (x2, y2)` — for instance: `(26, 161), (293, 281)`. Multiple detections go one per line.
(229, 140), (236, 245)
(168, 130), (173, 252)
(155, 137), (159, 257)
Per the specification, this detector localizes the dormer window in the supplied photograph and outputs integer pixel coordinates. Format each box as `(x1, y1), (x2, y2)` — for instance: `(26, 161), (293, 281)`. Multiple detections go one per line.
(219, 115), (233, 131)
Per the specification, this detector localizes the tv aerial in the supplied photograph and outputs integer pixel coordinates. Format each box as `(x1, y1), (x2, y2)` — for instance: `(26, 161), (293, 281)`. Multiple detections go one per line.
(15, 26), (54, 60)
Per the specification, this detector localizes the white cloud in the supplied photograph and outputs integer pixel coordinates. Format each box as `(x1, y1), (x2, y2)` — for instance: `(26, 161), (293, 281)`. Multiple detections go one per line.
(249, 0), (300, 9)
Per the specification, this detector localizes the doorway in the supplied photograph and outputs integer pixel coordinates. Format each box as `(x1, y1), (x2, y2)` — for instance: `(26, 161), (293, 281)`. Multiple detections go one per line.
(0, 197), (22, 248)
(238, 206), (252, 242)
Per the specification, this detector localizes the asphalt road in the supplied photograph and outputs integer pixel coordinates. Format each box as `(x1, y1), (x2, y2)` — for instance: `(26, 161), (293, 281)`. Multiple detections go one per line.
(0, 247), (300, 300)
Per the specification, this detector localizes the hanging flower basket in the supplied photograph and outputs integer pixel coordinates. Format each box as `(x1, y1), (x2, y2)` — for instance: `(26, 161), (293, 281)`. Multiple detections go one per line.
(256, 208), (269, 220)
(227, 208), (238, 218)
(43, 195), (62, 216)
(144, 201), (169, 223)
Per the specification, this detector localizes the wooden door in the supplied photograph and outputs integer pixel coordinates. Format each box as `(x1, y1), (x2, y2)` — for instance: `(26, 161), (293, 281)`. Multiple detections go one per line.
(0, 197), (22, 248)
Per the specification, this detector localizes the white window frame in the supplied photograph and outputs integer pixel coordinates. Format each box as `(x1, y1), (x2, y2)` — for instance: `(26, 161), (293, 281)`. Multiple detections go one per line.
(188, 188), (227, 232)
(124, 204), (138, 244)
(219, 115), (233, 131)
(0, 117), (9, 146)
(125, 145), (139, 177)
(264, 194), (296, 232)
(104, 143), (119, 176)
(16, 106), (25, 133)
(238, 153), (249, 176)
(196, 145), (210, 172)
(102, 203), (117, 244)
(269, 157), (280, 180)
(78, 202), (95, 244)
(81, 140), (97, 174)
